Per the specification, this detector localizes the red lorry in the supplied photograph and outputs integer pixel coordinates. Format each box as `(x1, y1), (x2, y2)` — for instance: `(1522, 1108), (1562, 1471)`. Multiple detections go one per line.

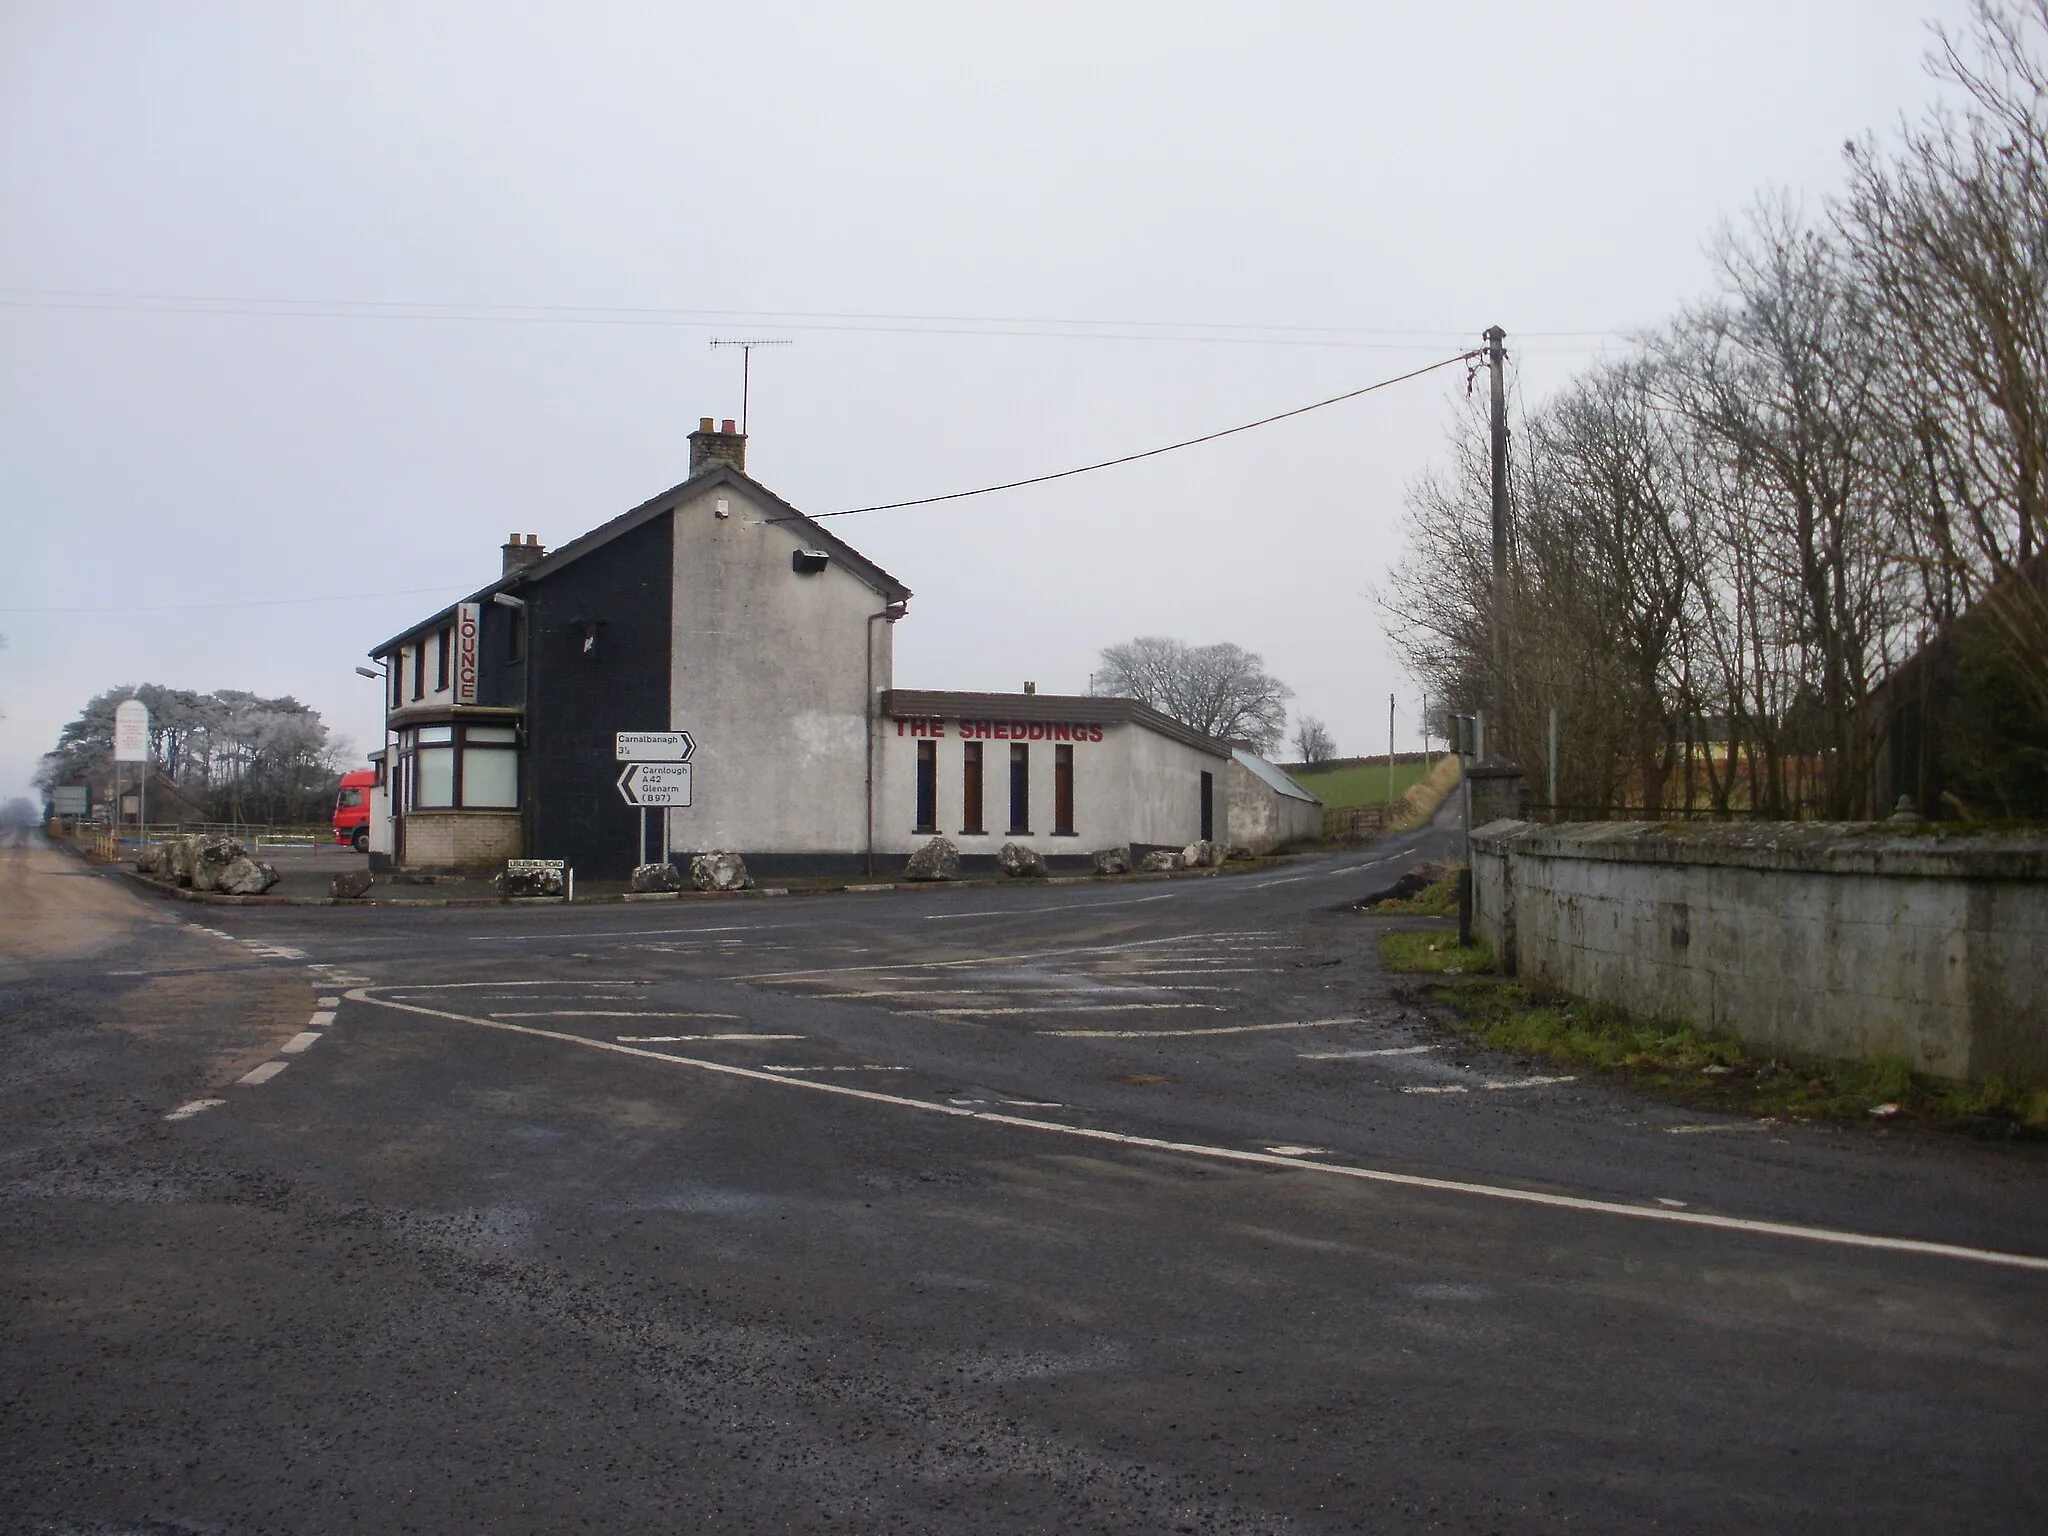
(332, 768), (376, 852)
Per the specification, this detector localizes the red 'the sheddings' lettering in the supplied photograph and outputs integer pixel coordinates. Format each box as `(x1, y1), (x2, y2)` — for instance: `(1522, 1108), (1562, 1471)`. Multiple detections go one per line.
(896, 717), (1105, 742)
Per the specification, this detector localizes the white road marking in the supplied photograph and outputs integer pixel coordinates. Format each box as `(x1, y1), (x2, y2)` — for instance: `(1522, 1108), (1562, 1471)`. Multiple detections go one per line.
(347, 985), (2048, 1274)
(616, 1033), (805, 1043)
(384, 980), (654, 990)
(1001, 1099), (1065, 1108)
(1044, 1017), (1360, 1039)
(1265, 1145), (1333, 1157)
(1666, 1123), (1772, 1135)
(929, 1003), (1221, 1018)
(761, 1064), (911, 1073)
(278, 1032), (322, 1054)
(1403, 1075), (1578, 1094)
(923, 893), (1180, 920)
(488, 1010), (741, 1020)
(1657, 1198), (1689, 1208)
(469, 923), (771, 942)
(308, 1011), (336, 1028)
(237, 1061), (289, 1085)
(164, 1098), (225, 1121)
(1302, 1044), (1439, 1060)
(734, 931), (1284, 983)
(316, 996), (340, 1008)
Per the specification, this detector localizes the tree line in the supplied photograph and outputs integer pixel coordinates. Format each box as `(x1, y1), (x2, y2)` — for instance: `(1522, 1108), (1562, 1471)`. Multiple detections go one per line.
(1383, 0), (2048, 820)
(37, 684), (351, 826)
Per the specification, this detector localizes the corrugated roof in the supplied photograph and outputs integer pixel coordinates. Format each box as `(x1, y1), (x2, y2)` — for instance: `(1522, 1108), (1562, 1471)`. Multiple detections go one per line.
(1231, 747), (1321, 804)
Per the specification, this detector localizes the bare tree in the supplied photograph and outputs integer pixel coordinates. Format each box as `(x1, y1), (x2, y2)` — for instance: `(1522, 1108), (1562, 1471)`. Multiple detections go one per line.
(1291, 716), (1336, 765)
(1096, 636), (1293, 751)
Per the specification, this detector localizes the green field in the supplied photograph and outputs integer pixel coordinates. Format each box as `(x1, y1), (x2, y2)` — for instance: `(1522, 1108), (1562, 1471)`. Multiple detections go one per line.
(1290, 758), (1436, 809)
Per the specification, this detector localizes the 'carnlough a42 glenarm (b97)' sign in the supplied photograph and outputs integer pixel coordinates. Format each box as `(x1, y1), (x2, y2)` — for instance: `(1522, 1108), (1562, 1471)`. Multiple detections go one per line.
(454, 603), (480, 705)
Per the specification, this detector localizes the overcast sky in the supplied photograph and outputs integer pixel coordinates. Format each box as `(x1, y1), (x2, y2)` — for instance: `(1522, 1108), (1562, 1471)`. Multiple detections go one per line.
(0, 0), (1976, 801)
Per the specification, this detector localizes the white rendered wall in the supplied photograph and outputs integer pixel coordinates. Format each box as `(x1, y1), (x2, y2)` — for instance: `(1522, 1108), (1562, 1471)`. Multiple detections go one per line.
(664, 481), (893, 855)
(875, 718), (1226, 858)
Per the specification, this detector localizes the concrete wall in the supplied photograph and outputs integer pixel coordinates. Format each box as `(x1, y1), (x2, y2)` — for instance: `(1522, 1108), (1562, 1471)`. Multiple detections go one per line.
(1226, 758), (1322, 854)
(1470, 820), (2048, 1082)
(664, 480), (895, 860)
(875, 718), (1228, 865)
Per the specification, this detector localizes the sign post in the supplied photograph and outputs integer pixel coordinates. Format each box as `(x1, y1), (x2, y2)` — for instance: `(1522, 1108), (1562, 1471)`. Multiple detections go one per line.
(114, 698), (149, 842)
(616, 733), (696, 871)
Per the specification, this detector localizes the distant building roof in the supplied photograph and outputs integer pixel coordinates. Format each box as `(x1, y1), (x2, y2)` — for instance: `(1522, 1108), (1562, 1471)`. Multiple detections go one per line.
(1231, 747), (1320, 804)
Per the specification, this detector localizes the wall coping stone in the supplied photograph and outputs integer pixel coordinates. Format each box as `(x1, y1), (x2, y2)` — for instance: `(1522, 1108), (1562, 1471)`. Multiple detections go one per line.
(1469, 818), (2048, 881)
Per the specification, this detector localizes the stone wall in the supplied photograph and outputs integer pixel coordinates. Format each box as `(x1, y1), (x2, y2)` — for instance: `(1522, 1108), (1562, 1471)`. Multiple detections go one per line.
(1469, 820), (2048, 1082)
(401, 811), (523, 869)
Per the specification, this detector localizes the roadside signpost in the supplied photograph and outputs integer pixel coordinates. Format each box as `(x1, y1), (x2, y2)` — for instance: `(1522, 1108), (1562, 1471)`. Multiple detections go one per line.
(616, 731), (697, 868)
(113, 698), (149, 840)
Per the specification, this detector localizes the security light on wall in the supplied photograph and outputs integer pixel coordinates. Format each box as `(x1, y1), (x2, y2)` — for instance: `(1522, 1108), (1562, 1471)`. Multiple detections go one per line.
(354, 666), (380, 680)
(492, 592), (526, 610)
(792, 549), (830, 574)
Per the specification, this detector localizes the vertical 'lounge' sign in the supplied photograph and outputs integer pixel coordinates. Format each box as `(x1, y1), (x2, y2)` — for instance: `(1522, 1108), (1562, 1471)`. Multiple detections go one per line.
(455, 603), (481, 704)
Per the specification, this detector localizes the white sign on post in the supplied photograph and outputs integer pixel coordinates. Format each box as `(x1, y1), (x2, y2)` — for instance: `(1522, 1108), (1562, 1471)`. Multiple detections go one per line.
(615, 731), (695, 762)
(113, 699), (150, 762)
(617, 762), (693, 807)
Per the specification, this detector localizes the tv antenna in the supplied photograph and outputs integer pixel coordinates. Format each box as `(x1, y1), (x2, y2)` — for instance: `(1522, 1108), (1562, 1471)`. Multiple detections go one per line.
(709, 336), (792, 434)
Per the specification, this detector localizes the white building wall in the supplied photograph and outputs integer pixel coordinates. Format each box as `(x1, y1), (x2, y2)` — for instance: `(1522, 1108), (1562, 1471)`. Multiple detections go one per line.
(875, 717), (1226, 859)
(663, 481), (894, 855)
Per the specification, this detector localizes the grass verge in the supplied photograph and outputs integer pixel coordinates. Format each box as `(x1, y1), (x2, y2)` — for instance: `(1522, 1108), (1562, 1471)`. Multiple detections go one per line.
(1377, 929), (2048, 1137)
(1366, 868), (1462, 916)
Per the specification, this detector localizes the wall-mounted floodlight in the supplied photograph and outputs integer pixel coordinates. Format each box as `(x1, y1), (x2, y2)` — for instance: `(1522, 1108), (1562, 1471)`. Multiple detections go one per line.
(792, 549), (830, 575)
(354, 665), (380, 680)
(492, 592), (527, 610)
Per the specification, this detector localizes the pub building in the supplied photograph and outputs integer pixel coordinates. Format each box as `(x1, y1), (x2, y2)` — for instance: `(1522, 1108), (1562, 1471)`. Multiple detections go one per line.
(363, 418), (1318, 880)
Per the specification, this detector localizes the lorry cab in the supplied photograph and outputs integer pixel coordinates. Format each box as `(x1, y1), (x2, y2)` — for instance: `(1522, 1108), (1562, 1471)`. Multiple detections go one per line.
(333, 768), (378, 852)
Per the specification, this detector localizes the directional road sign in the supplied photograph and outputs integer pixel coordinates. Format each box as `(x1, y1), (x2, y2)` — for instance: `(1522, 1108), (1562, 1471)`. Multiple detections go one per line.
(616, 731), (695, 763)
(617, 761), (693, 808)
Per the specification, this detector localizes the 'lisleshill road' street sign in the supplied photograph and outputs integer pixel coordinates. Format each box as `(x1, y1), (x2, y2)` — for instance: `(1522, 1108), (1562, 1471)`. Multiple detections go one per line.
(617, 761), (693, 807)
(615, 731), (695, 762)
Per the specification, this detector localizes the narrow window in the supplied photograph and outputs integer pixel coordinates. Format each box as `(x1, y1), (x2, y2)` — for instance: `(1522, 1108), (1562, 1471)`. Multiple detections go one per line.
(436, 627), (451, 691)
(1009, 743), (1030, 834)
(961, 742), (984, 834)
(1199, 770), (1214, 842)
(914, 739), (937, 833)
(389, 657), (402, 710)
(411, 645), (425, 701)
(1054, 744), (1075, 835)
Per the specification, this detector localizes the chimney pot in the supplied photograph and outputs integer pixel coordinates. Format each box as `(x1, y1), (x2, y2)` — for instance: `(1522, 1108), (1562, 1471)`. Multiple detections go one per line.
(721, 418), (737, 434)
(699, 417), (714, 432)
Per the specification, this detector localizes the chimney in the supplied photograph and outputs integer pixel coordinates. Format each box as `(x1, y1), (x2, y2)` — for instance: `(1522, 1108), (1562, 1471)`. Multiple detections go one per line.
(689, 414), (747, 475)
(501, 532), (545, 577)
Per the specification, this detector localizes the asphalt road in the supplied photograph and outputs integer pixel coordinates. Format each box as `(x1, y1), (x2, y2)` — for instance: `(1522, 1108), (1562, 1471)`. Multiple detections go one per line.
(4, 815), (2046, 1533)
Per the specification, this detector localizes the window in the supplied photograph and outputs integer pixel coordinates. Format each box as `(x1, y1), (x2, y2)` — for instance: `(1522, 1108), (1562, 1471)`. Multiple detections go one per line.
(411, 644), (425, 701)
(1054, 744), (1075, 835)
(389, 657), (402, 710)
(1008, 743), (1030, 834)
(914, 739), (937, 833)
(1200, 770), (1214, 842)
(336, 787), (364, 810)
(961, 742), (984, 834)
(436, 627), (451, 691)
(397, 722), (520, 812)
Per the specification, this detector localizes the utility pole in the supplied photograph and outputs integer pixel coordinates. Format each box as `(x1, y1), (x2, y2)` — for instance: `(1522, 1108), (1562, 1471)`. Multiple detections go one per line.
(1485, 325), (1509, 758)
(1387, 693), (1396, 808)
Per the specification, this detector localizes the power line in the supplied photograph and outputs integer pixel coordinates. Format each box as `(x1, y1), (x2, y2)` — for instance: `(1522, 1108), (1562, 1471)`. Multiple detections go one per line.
(0, 288), (1626, 349)
(0, 584), (472, 616)
(789, 350), (1482, 522)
